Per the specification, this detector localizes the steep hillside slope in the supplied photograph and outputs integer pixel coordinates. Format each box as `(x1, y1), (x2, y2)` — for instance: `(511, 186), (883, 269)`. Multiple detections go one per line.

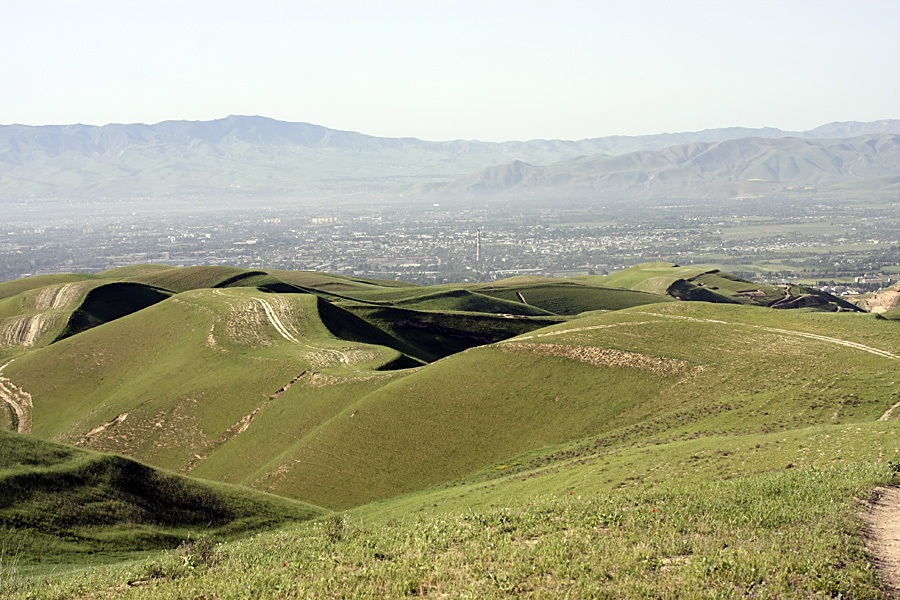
(0, 280), (174, 354)
(2, 288), (408, 467)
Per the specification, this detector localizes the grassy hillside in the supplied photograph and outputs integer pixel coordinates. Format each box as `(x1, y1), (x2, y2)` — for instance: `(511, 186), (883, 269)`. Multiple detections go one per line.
(0, 280), (108, 355)
(586, 262), (860, 310)
(4, 280), (898, 510)
(471, 280), (674, 315)
(265, 269), (420, 292)
(4, 266), (900, 597)
(344, 287), (556, 316)
(0, 430), (323, 570)
(121, 265), (271, 293)
(230, 301), (900, 509)
(55, 282), (174, 341)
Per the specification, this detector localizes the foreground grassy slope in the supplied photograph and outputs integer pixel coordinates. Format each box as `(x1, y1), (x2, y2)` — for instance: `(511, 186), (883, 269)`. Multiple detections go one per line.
(0, 430), (323, 569)
(6, 420), (899, 598)
(4, 268), (900, 597)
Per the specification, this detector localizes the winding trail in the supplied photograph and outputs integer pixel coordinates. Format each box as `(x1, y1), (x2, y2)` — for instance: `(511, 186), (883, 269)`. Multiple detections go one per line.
(0, 360), (33, 434)
(253, 297), (350, 365)
(864, 487), (900, 598)
(629, 311), (900, 361)
(508, 312), (900, 361)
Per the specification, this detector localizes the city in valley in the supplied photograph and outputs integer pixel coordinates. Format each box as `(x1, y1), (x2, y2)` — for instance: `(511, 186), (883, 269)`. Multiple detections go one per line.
(3, 193), (898, 295)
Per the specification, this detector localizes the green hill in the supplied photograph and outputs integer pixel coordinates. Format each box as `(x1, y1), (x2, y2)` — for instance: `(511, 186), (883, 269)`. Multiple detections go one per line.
(3, 265), (900, 598)
(0, 429), (322, 569)
(585, 262), (861, 310)
(471, 279), (674, 314)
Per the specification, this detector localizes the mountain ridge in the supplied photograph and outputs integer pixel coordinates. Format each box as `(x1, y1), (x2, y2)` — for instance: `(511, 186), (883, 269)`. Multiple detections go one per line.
(2, 116), (898, 200)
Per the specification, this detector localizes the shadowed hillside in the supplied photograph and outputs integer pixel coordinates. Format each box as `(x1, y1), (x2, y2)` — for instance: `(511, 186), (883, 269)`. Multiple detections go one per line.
(0, 429), (322, 566)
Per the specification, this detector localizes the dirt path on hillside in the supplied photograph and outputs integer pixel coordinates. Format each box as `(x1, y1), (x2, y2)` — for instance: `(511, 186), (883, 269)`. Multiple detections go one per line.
(630, 311), (900, 361)
(253, 297), (350, 365)
(864, 487), (900, 598)
(0, 360), (33, 434)
(181, 370), (309, 473)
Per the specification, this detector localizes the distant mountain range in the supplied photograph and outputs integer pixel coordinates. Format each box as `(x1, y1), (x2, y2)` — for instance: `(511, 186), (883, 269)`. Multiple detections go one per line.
(423, 134), (900, 200)
(1, 116), (898, 201)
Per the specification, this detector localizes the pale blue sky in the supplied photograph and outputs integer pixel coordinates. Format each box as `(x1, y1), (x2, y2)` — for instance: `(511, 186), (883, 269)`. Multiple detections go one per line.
(1, 0), (897, 141)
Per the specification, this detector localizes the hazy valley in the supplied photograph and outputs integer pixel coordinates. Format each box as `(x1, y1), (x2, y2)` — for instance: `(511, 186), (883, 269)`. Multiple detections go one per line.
(2, 118), (900, 598)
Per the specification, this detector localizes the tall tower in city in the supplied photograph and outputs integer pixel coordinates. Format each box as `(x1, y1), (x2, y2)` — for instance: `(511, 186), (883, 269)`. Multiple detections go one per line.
(476, 229), (482, 263)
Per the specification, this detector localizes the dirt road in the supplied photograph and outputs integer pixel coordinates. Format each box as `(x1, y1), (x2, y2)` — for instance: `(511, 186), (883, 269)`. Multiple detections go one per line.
(865, 487), (900, 597)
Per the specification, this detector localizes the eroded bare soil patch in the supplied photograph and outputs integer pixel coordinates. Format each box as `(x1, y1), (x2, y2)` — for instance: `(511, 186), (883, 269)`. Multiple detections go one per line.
(500, 342), (691, 376)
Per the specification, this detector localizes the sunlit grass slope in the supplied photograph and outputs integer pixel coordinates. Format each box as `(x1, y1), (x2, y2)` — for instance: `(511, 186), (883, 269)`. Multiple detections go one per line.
(0, 274), (98, 302)
(0, 280), (165, 355)
(4, 271), (900, 597)
(229, 301), (900, 509)
(8, 419), (900, 597)
(4, 288), (408, 475)
(7, 294), (900, 513)
(55, 282), (173, 341)
(0, 429), (322, 569)
(121, 265), (269, 293)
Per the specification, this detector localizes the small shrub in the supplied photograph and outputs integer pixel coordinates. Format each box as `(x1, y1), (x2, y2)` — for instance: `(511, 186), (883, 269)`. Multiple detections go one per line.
(324, 513), (351, 543)
(176, 537), (219, 570)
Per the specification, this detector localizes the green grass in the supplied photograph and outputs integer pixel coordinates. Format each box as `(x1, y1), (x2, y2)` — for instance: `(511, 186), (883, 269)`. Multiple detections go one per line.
(4, 437), (895, 598)
(0, 274), (98, 302)
(123, 266), (257, 293)
(0, 430), (323, 572)
(348, 288), (556, 316)
(4, 266), (900, 597)
(472, 281), (673, 315)
(265, 269), (420, 292)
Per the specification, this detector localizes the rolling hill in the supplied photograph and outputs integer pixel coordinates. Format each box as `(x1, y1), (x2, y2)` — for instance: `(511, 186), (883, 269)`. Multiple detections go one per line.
(2, 264), (900, 598)
(0, 429), (322, 569)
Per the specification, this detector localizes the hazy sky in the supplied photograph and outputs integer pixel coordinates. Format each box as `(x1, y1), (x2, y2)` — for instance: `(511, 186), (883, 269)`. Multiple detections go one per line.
(2, 0), (897, 141)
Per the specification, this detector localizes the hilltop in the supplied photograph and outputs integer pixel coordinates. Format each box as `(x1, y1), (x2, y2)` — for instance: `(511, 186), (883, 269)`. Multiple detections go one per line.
(2, 263), (900, 597)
